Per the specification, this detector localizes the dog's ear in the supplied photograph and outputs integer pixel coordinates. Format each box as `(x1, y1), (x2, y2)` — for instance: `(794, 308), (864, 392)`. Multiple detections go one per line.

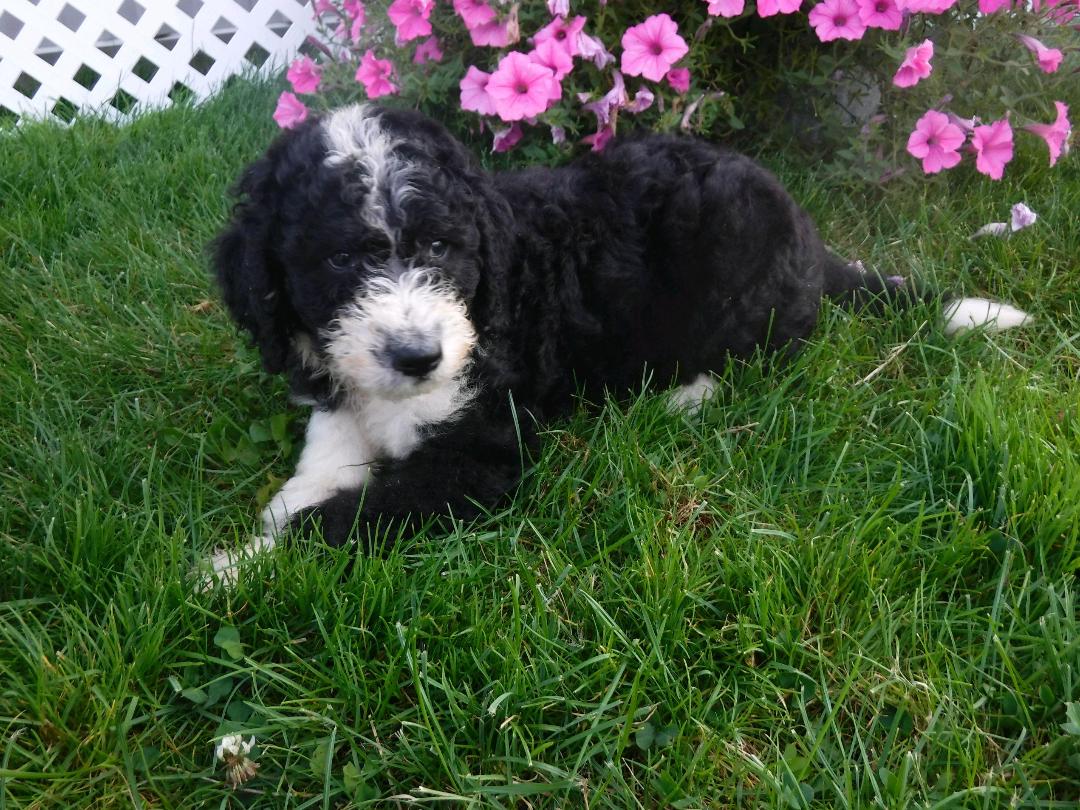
(212, 150), (293, 374)
(470, 179), (516, 341)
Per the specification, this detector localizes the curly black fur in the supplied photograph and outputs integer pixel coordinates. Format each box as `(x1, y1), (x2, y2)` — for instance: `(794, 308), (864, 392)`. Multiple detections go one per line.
(211, 103), (919, 558)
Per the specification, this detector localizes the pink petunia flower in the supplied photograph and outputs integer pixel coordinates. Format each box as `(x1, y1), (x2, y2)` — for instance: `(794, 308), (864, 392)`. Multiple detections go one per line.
(1016, 34), (1063, 73)
(907, 110), (965, 173)
(314, 0), (336, 16)
(620, 14), (689, 82)
(343, 0), (366, 41)
(578, 32), (615, 68)
(706, 0), (747, 16)
(273, 91), (308, 129)
(757, 0), (803, 16)
(469, 7), (520, 48)
(666, 67), (691, 94)
(582, 124), (615, 152)
(413, 36), (443, 65)
(583, 71), (628, 127)
(809, 0), (867, 40)
(892, 40), (934, 88)
(979, 0), (1012, 11)
(530, 39), (574, 81)
(486, 51), (559, 121)
(493, 123), (524, 153)
(547, 0), (570, 15)
(857, 0), (902, 29)
(1023, 101), (1071, 166)
(898, 0), (957, 12)
(533, 15), (588, 57)
(286, 56), (322, 95)
(453, 0), (495, 29)
(460, 66), (498, 116)
(356, 50), (398, 99)
(387, 0), (433, 43)
(971, 119), (1014, 180)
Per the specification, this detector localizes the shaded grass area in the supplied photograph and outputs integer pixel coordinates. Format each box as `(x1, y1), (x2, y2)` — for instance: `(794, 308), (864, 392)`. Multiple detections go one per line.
(1, 80), (1078, 807)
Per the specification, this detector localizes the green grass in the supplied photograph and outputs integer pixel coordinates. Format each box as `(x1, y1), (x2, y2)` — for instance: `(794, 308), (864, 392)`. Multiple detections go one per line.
(1, 80), (1078, 808)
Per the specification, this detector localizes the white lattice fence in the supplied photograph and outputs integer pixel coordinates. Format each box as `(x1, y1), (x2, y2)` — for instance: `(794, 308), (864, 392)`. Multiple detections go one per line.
(0, 0), (317, 124)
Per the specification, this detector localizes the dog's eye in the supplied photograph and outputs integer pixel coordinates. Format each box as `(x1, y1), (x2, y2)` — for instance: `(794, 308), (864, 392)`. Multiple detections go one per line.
(328, 252), (360, 272)
(429, 240), (449, 259)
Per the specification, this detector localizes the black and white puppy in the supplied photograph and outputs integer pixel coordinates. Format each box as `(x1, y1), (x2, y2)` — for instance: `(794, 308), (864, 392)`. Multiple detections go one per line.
(207, 102), (1029, 580)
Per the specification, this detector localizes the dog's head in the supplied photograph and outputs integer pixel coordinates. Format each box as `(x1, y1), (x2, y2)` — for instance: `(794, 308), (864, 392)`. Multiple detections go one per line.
(213, 103), (512, 401)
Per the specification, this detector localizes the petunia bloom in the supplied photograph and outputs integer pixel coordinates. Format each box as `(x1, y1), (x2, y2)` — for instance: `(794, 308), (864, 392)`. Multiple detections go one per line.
(453, 0), (495, 29)
(970, 119), (1014, 180)
(582, 71), (628, 127)
(493, 123), (524, 153)
(533, 15), (588, 57)
(486, 51), (559, 121)
(1023, 101), (1071, 166)
(706, 0), (746, 15)
(530, 39), (574, 82)
(286, 56), (322, 94)
(978, 0), (1012, 11)
(469, 8), (520, 48)
(892, 40), (934, 88)
(578, 32), (615, 68)
(387, 0), (434, 42)
(547, 0), (570, 15)
(757, 0), (803, 15)
(809, 0), (867, 41)
(356, 50), (398, 98)
(413, 36), (443, 65)
(582, 123), (615, 152)
(857, 0), (902, 28)
(907, 110), (965, 173)
(666, 67), (691, 94)
(343, 0), (366, 41)
(620, 14), (689, 82)
(460, 65), (498, 116)
(1016, 34), (1063, 74)
(273, 91), (308, 129)
(898, 0), (957, 12)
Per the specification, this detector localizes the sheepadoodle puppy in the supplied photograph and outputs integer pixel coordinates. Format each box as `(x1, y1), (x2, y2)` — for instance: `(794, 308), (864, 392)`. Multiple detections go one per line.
(207, 102), (1029, 580)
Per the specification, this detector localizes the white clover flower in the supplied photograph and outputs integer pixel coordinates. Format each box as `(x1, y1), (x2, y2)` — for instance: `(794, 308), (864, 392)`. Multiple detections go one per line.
(214, 734), (258, 788)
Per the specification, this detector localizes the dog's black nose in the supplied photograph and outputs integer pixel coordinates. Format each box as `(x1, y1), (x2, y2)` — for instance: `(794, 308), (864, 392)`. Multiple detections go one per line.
(388, 344), (442, 378)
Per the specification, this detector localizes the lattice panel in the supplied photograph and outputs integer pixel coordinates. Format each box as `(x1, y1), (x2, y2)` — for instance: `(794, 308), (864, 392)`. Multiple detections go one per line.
(0, 0), (317, 124)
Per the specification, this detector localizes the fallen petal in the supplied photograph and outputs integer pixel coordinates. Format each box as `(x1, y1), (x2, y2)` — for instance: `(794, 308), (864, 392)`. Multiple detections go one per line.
(1010, 202), (1037, 231)
(971, 222), (1009, 239)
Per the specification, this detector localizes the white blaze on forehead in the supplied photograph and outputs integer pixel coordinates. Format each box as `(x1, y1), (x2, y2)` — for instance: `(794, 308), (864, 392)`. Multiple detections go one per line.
(321, 104), (415, 235)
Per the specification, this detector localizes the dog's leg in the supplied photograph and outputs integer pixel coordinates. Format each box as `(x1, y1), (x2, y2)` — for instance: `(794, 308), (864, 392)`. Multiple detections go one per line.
(669, 373), (717, 413)
(288, 415), (530, 549)
(204, 407), (373, 586)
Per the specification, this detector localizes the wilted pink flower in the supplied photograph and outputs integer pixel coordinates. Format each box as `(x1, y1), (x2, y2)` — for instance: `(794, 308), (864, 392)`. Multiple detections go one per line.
(1011, 203), (1037, 230)
(626, 87), (655, 113)
(1042, 0), (1077, 24)
(286, 56), (322, 94)
(487, 51), (559, 121)
(533, 15), (587, 57)
(758, 0), (802, 15)
(493, 122), (524, 152)
(1016, 34), (1063, 73)
(666, 67), (691, 94)
(809, 0), (866, 40)
(454, 0), (496, 29)
(578, 32), (615, 68)
(273, 91), (308, 129)
(314, 0), (335, 15)
(583, 71), (628, 127)
(857, 0), (902, 28)
(907, 110), (965, 173)
(356, 50), (398, 98)
(893, 40), (934, 88)
(469, 13), (519, 47)
(413, 36), (443, 65)
(582, 124), (615, 152)
(547, 0), (570, 15)
(343, 0), (366, 41)
(387, 0), (433, 42)
(551, 124), (566, 144)
(706, 0), (747, 16)
(979, 0), (1012, 10)
(621, 14), (689, 82)
(1023, 101), (1071, 166)
(971, 119), (1013, 180)
(948, 112), (979, 133)
(460, 66), (497, 115)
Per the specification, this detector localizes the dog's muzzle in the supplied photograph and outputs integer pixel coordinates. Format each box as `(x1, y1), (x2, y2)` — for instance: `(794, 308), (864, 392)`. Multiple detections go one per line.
(324, 269), (476, 398)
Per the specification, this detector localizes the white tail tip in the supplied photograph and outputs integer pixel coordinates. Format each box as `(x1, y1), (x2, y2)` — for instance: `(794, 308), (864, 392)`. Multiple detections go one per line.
(941, 297), (1032, 336)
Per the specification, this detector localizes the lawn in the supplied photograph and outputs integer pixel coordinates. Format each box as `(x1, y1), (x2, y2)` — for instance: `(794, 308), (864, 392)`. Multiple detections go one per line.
(1, 79), (1078, 808)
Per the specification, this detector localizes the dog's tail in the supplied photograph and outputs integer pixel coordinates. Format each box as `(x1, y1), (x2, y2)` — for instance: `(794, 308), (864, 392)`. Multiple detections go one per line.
(822, 253), (1032, 336)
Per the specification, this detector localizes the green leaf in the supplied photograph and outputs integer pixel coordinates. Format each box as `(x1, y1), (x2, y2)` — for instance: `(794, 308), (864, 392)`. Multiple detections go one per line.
(270, 412), (288, 443)
(248, 421), (272, 443)
(214, 626), (244, 660)
(206, 676), (234, 706)
(310, 738), (335, 779)
(654, 726), (678, 748)
(181, 686), (208, 704)
(635, 722), (655, 750)
(1062, 702), (1080, 736)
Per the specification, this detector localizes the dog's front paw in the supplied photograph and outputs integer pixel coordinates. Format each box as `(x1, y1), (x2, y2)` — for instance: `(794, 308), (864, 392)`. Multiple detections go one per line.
(196, 535), (277, 592)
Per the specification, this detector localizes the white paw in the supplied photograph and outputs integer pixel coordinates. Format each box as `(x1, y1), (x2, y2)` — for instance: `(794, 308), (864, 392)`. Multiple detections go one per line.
(669, 373), (717, 414)
(197, 535), (276, 592)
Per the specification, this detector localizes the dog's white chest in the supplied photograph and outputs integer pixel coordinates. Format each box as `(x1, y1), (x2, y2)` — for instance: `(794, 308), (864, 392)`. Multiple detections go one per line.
(355, 383), (470, 459)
